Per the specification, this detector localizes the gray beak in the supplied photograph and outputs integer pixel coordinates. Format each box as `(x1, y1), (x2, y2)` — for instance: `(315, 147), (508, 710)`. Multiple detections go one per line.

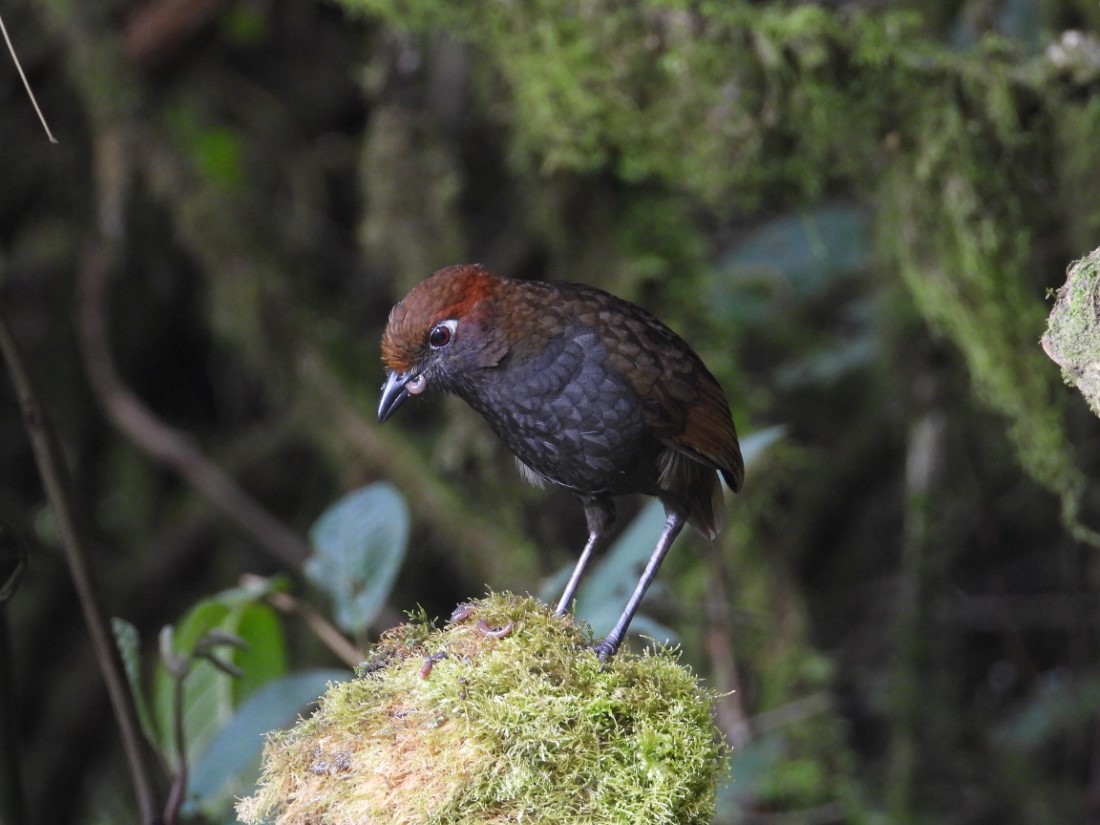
(378, 370), (414, 423)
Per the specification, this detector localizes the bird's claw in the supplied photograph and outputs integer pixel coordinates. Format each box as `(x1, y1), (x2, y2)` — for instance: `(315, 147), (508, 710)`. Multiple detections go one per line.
(593, 639), (618, 662)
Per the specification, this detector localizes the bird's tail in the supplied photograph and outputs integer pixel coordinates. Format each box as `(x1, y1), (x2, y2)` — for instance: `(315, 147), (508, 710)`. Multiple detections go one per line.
(686, 471), (724, 540)
(659, 450), (725, 540)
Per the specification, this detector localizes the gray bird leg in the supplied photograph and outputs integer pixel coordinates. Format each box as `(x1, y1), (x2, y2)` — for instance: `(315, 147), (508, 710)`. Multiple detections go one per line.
(556, 529), (603, 615)
(556, 495), (614, 615)
(594, 507), (686, 660)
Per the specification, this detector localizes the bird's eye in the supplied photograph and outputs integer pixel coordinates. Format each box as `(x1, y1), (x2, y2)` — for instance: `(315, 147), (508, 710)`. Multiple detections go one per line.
(429, 320), (456, 349)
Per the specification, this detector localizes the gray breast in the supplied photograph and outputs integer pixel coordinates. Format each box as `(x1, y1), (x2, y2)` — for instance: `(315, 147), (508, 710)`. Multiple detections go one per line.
(462, 327), (658, 496)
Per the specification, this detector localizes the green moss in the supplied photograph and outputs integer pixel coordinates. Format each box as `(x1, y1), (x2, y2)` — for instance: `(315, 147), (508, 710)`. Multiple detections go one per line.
(1043, 248), (1100, 419)
(238, 594), (728, 825)
(877, 69), (1100, 545)
(1054, 97), (1100, 254)
(338, 0), (919, 209)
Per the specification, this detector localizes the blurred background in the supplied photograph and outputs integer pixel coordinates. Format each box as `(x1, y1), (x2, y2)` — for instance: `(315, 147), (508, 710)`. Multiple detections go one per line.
(2, 0), (1100, 823)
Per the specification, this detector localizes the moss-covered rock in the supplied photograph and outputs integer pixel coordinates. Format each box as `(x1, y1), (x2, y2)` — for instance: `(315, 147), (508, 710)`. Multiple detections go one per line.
(237, 593), (727, 825)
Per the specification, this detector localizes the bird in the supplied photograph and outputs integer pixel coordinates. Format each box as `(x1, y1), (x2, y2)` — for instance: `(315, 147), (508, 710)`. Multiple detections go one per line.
(378, 263), (743, 658)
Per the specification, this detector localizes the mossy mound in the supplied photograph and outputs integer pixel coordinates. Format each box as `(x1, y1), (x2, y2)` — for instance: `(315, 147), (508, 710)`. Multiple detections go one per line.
(237, 593), (727, 824)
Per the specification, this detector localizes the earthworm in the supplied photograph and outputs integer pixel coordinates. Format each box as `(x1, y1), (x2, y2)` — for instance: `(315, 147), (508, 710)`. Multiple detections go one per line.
(476, 619), (514, 638)
(419, 651), (448, 680)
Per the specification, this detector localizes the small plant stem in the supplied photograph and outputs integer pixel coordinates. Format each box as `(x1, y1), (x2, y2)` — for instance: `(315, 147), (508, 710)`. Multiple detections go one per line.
(260, 585), (363, 667)
(162, 671), (189, 825)
(0, 313), (162, 825)
(0, 11), (58, 143)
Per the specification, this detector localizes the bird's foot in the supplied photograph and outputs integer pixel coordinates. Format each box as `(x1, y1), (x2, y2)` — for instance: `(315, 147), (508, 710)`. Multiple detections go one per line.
(593, 638), (619, 662)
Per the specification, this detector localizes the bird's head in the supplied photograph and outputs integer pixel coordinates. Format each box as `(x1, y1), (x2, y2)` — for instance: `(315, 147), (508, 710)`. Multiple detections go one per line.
(378, 264), (508, 423)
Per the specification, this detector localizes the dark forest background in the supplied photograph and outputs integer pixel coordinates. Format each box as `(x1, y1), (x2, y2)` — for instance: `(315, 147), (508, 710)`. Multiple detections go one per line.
(3, 0), (1100, 823)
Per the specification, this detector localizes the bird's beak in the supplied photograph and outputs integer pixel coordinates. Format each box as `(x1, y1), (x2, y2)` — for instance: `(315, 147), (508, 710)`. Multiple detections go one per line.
(378, 370), (414, 423)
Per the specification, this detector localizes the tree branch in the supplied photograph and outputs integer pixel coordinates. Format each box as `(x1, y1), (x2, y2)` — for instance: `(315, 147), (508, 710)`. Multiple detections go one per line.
(75, 243), (310, 569)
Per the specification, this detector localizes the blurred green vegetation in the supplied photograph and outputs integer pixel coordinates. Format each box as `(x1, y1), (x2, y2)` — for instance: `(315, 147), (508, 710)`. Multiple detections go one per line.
(2, 0), (1100, 823)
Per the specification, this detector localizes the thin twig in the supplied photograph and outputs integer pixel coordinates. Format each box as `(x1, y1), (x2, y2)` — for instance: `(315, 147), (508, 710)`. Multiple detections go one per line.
(0, 524), (27, 825)
(260, 585), (363, 667)
(163, 668), (189, 825)
(0, 544), (26, 825)
(704, 544), (750, 748)
(0, 312), (161, 825)
(0, 11), (58, 143)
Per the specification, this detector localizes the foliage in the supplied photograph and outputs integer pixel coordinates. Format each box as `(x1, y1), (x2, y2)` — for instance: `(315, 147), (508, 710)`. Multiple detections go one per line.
(108, 481), (411, 821)
(113, 581), (301, 819)
(877, 55), (1100, 545)
(341, 0), (916, 207)
(306, 482), (409, 637)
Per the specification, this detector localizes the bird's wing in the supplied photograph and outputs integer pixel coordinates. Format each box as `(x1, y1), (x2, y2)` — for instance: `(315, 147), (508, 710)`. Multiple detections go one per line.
(597, 301), (744, 493)
(650, 366), (744, 494)
(551, 281), (744, 493)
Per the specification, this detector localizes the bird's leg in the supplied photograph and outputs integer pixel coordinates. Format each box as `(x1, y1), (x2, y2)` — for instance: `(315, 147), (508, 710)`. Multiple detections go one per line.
(594, 507), (686, 660)
(555, 496), (614, 616)
(556, 530), (603, 615)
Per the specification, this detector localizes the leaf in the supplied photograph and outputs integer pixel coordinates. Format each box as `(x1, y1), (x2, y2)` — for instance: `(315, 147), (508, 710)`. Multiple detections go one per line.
(229, 602), (288, 704)
(720, 204), (870, 290)
(718, 733), (786, 809)
(709, 202), (871, 325)
(153, 596), (288, 771)
(993, 672), (1100, 749)
(305, 482), (409, 636)
(187, 669), (349, 817)
(154, 602), (230, 765)
(111, 617), (159, 746)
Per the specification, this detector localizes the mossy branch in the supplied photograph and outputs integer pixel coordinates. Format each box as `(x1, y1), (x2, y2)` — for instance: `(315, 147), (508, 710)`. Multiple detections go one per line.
(238, 594), (728, 825)
(1043, 248), (1100, 420)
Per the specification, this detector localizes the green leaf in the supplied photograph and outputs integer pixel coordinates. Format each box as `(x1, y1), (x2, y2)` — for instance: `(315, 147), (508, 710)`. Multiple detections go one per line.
(153, 594), (288, 770)
(187, 669), (349, 818)
(720, 734), (785, 805)
(710, 203), (871, 324)
(230, 602), (288, 704)
(993, 673), (1100, 749)
(111, 617), (159, 746)
(305, 482), (409, 635)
